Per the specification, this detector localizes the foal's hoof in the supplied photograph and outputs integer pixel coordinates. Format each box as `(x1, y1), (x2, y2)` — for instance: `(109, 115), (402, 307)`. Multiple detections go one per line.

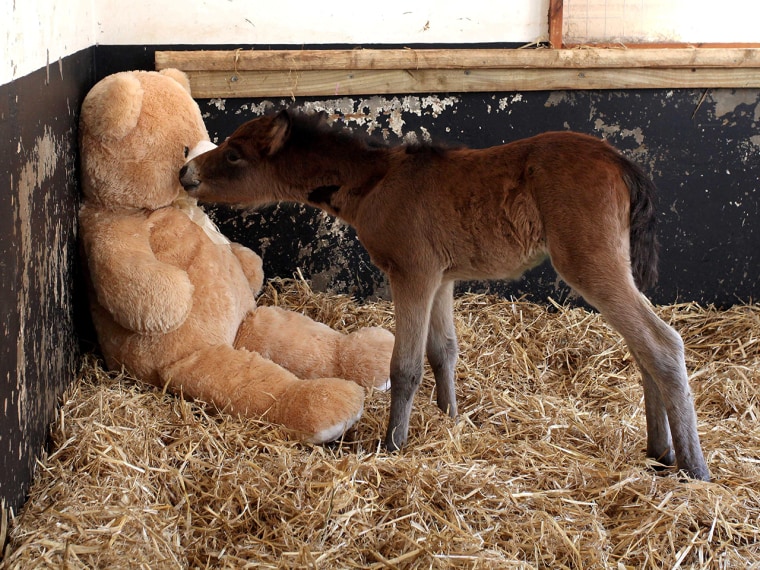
(384, 431), (405, 453)
(680, 465), (711, 482)
(647, 448), (676, 471)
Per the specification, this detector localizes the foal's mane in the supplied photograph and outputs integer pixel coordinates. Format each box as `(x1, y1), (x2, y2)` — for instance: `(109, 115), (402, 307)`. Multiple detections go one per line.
(285, 111), (454, 156)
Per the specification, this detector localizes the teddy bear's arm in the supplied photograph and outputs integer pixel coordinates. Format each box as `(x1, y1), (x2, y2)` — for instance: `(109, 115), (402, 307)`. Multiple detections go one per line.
(230, 243), (265, 295)
(80, 207), (194, 334)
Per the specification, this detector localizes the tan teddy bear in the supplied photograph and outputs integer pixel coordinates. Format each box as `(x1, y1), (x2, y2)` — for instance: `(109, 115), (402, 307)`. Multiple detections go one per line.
(78, 68), (395, 443)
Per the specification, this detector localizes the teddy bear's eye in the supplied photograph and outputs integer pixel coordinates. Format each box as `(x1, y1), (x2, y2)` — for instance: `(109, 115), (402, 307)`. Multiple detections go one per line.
(183, 146), (189, 158)
(225, 148), (242, 164)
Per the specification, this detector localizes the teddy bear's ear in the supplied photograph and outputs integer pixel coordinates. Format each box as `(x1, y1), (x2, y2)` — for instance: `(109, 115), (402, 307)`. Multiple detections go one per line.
(159, 68), (192, 95)
(81, 72), (144, 142)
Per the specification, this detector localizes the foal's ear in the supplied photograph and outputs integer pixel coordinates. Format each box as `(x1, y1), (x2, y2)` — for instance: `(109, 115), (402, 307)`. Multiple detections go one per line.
(267, 110), (292, 156)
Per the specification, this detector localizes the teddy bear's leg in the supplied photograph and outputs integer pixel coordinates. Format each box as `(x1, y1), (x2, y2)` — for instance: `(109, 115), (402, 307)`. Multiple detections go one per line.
(235, 307), (394, 390)
(162, 344), (365, 443)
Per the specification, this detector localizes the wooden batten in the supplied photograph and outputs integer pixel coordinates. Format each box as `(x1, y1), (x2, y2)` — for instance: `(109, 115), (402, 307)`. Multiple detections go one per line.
(155, 48), (760, 97)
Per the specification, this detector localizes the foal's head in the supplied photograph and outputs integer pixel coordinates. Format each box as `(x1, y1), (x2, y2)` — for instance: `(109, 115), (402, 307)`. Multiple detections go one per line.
(180, 110), (301, 205)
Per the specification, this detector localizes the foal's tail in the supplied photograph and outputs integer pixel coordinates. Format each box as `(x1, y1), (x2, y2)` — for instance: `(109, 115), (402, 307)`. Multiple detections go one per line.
(620, 157), (660, 292)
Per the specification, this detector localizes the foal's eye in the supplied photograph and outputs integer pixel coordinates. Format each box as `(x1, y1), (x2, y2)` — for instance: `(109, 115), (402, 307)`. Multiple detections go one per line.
(225, 148), (242, 164)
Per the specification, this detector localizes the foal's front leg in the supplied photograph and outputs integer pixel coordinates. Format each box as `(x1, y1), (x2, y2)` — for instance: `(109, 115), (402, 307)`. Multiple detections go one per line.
(427, 280), (458, 418)
(385, 273), (440, 451)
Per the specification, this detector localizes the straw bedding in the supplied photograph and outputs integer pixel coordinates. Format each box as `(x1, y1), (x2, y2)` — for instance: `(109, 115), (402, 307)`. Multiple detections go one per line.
(3, 279), (759, 569)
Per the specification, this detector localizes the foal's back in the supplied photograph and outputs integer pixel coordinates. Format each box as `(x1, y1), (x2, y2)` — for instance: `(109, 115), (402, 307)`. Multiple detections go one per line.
(357, 131), (632, 283)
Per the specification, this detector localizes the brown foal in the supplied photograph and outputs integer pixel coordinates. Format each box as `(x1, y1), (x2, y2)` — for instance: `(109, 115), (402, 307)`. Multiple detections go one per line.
(180, 110), (709, 480)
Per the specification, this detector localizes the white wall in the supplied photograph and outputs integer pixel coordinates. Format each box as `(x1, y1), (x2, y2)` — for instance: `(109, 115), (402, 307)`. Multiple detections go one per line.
(98, 1), (550, 46)
(1, 0), (95, 85)
(1, 0), (549, 87)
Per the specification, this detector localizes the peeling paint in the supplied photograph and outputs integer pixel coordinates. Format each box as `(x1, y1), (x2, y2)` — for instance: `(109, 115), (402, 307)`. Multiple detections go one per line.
(205, 95), (459, 141)
(592, 119), (645, 145)
(497, 93), (525, 111)
(12, 126), (75, 443)
(208, 98), (226, 111)
(544, 92), (577, 108)
(709, 89), (760, 119)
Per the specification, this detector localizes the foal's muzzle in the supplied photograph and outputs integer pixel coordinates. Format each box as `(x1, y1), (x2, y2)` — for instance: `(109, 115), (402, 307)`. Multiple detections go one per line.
(179, 163), (200, 192)
(180, 140), (217, 192)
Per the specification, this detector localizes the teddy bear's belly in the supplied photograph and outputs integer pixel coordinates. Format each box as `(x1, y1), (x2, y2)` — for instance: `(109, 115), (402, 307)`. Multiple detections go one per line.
(148, 213), (255, 342)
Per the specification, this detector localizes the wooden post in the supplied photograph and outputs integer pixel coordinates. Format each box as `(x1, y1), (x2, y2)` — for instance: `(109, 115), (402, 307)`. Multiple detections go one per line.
(549, 0), (564, 49)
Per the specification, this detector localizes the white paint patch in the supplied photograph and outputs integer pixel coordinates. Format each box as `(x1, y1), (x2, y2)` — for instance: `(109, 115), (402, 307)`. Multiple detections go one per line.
(209, 98), (226, 111)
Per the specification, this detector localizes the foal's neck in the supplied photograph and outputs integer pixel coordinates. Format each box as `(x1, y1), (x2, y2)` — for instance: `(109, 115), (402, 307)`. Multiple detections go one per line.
(282, 131), (390, 220)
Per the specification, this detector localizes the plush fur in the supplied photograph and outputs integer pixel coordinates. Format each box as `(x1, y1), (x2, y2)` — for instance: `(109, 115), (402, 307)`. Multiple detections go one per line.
(78, 69), (394, 442)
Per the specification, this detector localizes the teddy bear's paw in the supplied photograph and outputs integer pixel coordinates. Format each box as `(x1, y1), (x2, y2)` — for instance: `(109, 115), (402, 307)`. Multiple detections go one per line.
(230, 243), (264, 294)
(276, 378), (365, 444)
(338, 327), (395, 389)
(308, 404), (364, 444)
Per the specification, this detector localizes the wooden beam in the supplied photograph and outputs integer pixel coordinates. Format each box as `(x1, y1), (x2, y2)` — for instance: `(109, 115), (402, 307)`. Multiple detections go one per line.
(156, 48), (760, 71)
(184, 68), (760, 98)
(155, 48), (760, 97)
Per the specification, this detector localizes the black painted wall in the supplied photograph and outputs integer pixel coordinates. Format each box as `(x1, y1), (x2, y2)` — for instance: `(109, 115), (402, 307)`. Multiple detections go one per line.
(198, 88), (760, 306)
(0, 49), (94, 518)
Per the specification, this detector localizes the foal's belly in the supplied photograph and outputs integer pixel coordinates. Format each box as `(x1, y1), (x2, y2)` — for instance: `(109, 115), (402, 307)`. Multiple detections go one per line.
(445, 247), (548, 282)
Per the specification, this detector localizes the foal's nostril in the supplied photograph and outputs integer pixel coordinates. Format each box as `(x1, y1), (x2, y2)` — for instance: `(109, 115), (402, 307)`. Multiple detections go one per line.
(179, 165), (188, 178)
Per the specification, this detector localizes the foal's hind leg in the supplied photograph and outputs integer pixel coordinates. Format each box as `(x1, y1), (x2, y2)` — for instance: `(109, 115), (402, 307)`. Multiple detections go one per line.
(565, 275), (709, 480)
(640, 367), (675, 467)
(426, 280), (458, 418)
(607, 295), (707, 479)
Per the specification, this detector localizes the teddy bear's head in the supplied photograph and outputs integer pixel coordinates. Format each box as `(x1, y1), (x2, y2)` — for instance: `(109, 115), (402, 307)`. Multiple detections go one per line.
(80, 69), (209, 211)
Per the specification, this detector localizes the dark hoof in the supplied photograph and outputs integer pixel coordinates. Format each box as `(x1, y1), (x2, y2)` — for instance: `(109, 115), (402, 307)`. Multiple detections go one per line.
(647, 448), (676, 470)
(384, 428), (406, 452)
(680, 465), (711, 482)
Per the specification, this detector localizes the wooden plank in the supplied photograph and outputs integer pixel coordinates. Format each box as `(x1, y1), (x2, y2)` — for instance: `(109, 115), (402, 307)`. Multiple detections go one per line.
(156, 48), (760, 72)
(185, 68), (760, 98)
